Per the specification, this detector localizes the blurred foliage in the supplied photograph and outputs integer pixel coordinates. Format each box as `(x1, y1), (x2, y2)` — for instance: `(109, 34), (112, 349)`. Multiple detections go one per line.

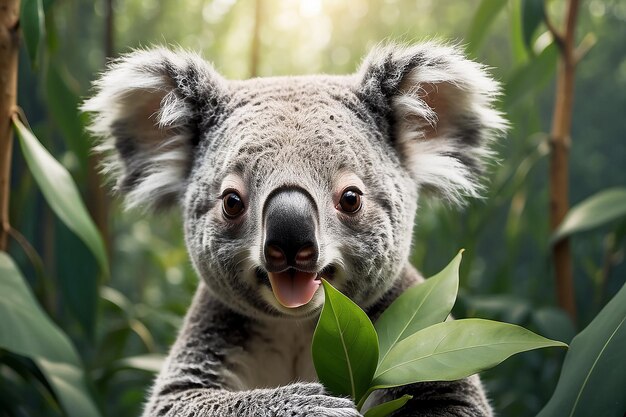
(2, 0), (626, 416)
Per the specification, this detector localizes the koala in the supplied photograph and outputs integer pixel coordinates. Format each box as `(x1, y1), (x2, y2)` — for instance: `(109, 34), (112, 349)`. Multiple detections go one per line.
(83, 42), (506, 417)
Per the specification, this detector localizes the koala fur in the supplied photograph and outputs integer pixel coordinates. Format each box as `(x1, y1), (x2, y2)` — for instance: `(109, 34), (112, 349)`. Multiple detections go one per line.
(83, 42), (506, 417)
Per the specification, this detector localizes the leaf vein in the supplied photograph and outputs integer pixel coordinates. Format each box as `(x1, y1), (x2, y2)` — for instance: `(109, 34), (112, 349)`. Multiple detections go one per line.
(377, 340), (554, 378)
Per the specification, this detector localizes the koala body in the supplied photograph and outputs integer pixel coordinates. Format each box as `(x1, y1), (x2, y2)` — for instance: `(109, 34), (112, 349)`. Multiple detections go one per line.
(84, 43), (505, 417)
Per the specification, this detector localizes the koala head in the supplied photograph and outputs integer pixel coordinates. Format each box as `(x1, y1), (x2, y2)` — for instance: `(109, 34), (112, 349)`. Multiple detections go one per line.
(83, 43), (505, 320)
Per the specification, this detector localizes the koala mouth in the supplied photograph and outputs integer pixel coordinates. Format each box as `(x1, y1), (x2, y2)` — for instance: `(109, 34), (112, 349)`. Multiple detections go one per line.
(256, 265), (336, 309)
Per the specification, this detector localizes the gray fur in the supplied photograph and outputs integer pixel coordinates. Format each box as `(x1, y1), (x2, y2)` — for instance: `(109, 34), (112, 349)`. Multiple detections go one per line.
(83, 42), (505, 417)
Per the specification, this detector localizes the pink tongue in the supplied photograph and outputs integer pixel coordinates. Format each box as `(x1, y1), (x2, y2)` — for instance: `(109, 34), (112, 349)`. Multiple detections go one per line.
(268, 270), (320, 308)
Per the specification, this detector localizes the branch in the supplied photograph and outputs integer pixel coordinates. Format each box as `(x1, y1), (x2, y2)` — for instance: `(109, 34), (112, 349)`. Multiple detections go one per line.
(549, 0), (581, 323)
(575, 32), (597, 64)
(564, 0), (580, 52)
(0, 0), (21, 251)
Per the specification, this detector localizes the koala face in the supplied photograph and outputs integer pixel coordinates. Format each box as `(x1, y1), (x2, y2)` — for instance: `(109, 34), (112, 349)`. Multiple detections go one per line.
(181, 77), (419, 318)
(83, 44), (505, 320)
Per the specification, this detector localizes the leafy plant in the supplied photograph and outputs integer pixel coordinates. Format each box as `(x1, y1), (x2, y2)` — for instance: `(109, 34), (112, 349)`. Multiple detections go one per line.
(311, 278), (378, 402)
(312, 252), (568, 416)
(536, 282), (626, 417)
(0, 253), (100, 417)
(552, 187), (626, 243)
(2, 0), (624, 416)
(13, 115), (108, 276)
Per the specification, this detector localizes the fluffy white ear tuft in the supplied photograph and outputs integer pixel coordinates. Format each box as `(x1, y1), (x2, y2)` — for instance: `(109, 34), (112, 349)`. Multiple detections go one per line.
(357, 42), (508, 204)
(82, 47), (227, 210)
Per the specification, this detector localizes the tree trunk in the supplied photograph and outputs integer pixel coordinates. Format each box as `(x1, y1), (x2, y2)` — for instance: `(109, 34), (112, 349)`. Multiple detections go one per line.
(0, 0), (20, 251)
(548, 0), (580, 322)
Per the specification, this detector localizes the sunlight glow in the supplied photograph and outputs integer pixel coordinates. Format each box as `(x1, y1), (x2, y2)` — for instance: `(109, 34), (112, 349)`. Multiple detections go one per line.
(299, 0), (322, 17)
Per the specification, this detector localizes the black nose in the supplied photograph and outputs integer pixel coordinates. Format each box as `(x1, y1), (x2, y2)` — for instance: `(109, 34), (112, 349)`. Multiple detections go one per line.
(263, 188), (319, 272)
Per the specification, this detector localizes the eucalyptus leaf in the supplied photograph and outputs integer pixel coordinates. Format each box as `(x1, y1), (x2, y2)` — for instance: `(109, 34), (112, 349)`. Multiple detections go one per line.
(522, 0), (545, 49)
(552, 188), (626, 243)
(536, 283), (626, 417)
(12, 116), (109, 277)
(363, 395), (412, 417)
(20, 0), (45, 67)
(375, 251), (461, 366)
(373, 319), (567, 389)
(312, 280), (378, 403)
(0, 253), (101, 417)
(466, 0), (507, 56)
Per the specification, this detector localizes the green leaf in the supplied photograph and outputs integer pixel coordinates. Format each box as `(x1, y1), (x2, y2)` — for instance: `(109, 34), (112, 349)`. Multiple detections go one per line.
(363, 395), (412, 417)
(46, 65), (91, 173)
(375, 250), (461, 366)
(0, 252), (101, 417)
(536, 283), (626, 417)
(522, 0), (545, 49)
(312, 280), (379, 403)
(101, 286), (135, 314)
(35, 359), (101, 417)
(466, 0), (507, 56)
(509, 0), (529, 64)
(113, 354), (166, 374)
(552, 188), (626, 243)
(12, 116), (109, 277)
(0, 252), (79, 365)
(373, 319), (567, 389)
(44, 5), (59, 53)
(20, 0), (45, 67)
(95, 354), (165, 386)
(504, 41), (558, 108)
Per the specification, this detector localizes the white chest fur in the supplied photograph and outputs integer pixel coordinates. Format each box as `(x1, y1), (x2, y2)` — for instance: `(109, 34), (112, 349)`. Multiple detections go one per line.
(224, 319), (318, 390)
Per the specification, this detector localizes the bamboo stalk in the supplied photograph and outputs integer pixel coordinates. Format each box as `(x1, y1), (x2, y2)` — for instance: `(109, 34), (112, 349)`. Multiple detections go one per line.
(547, 0), (580, 322)
(0, 0), (20, 251)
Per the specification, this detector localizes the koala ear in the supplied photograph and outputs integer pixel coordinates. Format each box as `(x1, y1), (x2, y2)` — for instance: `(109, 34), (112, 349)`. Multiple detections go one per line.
(82, 47), (228, 210)
(357, 42), (507, 204)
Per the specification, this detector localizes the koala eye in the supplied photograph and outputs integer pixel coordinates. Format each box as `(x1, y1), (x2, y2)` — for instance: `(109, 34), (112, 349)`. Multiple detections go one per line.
(222, 191), (245, 218)
(337, 188), (362, 214)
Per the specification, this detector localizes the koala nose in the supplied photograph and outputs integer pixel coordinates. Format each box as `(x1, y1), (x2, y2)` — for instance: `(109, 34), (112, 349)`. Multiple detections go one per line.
(263, 188), (319, 272)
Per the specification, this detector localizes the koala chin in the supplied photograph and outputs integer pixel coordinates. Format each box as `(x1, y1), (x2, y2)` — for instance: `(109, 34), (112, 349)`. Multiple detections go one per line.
(84, 42), (506, 417)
